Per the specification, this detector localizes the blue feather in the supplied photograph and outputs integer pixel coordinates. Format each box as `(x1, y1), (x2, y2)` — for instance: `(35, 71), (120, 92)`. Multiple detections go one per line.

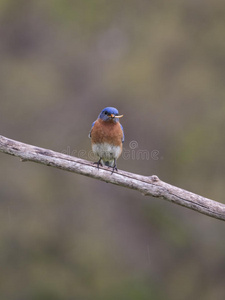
(120, 123), (125, 143)
(88, 121), (95, 138)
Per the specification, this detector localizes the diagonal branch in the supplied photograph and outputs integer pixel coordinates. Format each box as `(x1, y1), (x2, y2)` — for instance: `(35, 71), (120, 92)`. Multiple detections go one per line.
(0, 134), (225, 222)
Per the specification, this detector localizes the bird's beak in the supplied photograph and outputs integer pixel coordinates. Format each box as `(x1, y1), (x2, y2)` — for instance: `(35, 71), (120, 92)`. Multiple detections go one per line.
(112, 114), (123, 118)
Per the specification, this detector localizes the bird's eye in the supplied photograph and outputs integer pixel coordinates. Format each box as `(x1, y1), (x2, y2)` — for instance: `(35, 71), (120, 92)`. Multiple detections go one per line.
(104, 111), (107, 115)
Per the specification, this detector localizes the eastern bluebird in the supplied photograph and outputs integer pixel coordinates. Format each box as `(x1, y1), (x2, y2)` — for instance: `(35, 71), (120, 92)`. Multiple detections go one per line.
(89, 107), (124, 172)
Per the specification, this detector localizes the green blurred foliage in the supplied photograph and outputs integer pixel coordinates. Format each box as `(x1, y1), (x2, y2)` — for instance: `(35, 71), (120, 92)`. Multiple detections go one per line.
(1, 0), (225, 299)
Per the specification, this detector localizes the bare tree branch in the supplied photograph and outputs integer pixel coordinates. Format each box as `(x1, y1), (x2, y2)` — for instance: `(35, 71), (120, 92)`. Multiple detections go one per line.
(0, 134), (225, 221)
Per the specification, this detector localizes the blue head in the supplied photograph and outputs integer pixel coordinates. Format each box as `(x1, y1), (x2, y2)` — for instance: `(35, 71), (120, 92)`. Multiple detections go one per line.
(98, 107), (123, 122)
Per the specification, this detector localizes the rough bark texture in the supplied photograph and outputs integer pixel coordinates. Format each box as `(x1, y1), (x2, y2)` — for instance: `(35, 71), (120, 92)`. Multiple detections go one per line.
(0, 134), (225, 221)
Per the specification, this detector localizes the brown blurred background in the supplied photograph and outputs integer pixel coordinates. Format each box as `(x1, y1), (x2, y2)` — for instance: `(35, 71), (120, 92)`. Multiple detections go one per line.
(1, 0), (225, 299)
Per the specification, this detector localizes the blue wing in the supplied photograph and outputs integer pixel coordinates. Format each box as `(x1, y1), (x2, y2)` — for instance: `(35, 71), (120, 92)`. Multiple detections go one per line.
(120, 123), (125, 143)
(88, 121), (96, 138)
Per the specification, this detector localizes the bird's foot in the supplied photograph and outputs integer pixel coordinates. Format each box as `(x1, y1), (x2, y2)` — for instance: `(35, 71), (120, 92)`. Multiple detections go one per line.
(111, 159), (118, 174)
(93, 158), (102, 169)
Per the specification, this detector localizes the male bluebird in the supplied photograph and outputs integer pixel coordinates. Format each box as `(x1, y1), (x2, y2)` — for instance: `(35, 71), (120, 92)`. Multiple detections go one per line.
(89, 107), (124, 172)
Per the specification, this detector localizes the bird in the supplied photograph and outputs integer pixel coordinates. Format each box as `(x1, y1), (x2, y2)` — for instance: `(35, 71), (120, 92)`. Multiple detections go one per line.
(89, 107), (124, 173)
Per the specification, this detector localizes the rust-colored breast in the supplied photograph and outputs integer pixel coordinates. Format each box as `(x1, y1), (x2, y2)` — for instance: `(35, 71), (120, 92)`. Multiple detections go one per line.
(91, 119), (123, 146)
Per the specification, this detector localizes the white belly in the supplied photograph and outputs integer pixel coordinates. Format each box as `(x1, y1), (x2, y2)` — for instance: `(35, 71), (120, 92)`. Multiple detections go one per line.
(92, 143), (122, 162)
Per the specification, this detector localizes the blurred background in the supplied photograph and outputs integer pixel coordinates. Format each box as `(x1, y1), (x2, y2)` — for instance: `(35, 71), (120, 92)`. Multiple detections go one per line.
(0, 0), (225, 299)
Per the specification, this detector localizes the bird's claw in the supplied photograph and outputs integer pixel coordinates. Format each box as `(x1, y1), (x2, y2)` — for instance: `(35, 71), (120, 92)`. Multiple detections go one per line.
(94, 158), (118, 174)
(111, 159), (118, 174)
(93, 158), (102, 169)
